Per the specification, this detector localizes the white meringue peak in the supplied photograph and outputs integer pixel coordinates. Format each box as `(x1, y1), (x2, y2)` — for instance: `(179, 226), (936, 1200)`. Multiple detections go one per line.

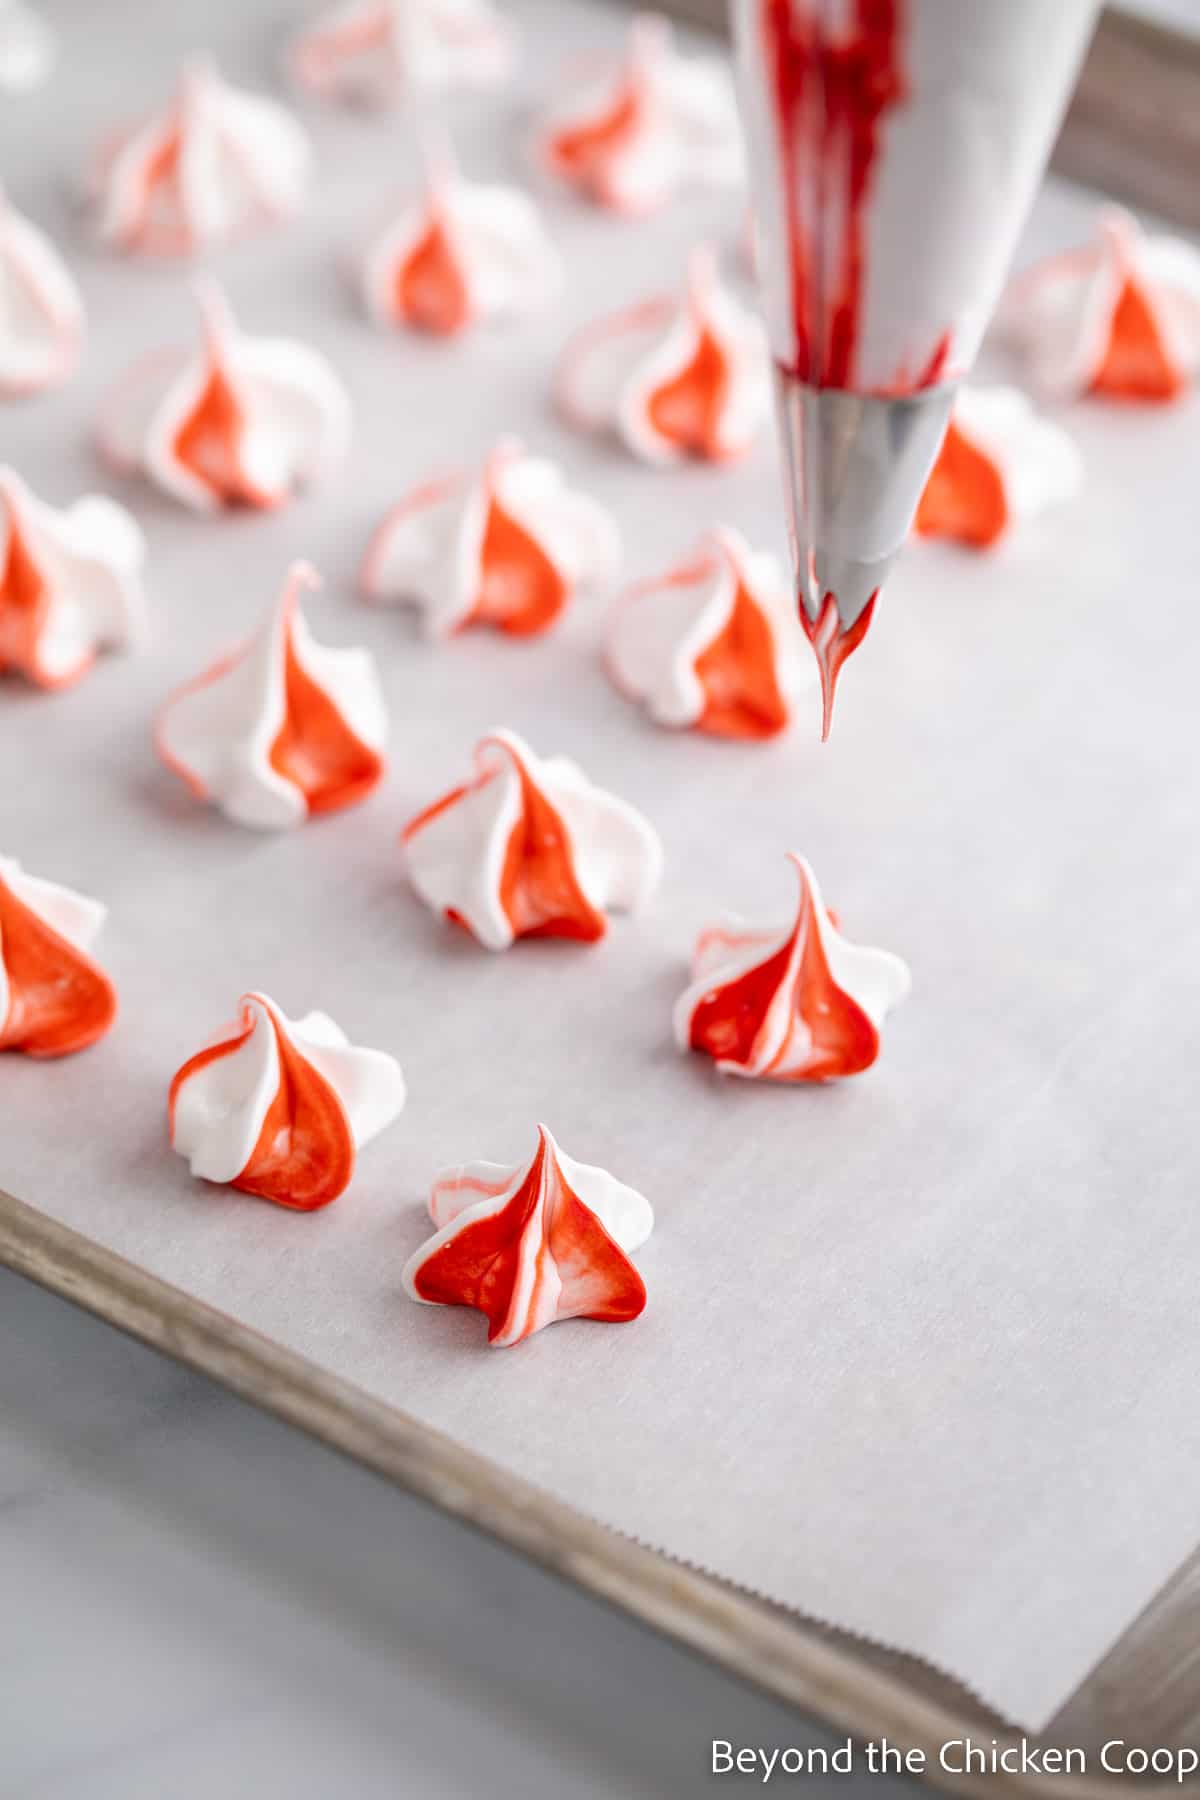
(538, 12), (742, 216)
(676, 854), (910, 1083)
(0, 856), (116, 1058)
(360, 148), (560, 338)
(402, 727), (662, 950)
(169, 991), (405, 1211)
(0, 188), (83, 397)
(1001, 208), (1200, 403)
(556, 246), (769, 465)
(0, 1), (54, 93)
(914, 385), (1083, 550)
(605, 526), (812, 739)
(291, 0), (514, 107)
(156, 561), (387, 832)
(0, 467), (145, 690)
(362, 437), (619, 637)
(88, 55), (310, 258)
(403, 1124), (652, 1347)
(97, 282), (350, 513)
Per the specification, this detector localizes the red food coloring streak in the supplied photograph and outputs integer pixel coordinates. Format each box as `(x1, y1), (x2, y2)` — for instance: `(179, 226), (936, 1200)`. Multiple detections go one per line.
(128, 126), (185, 250)
(173, 359), (274, 507)
(168, 1002), (355, 1210)
(694, 573), (790, 738)
(1091, 276), (1183, 402)
(688, 861), (879, 1080)
(0, 874), (116, 1058)
(412, 1129), (646, 1343)
(499, 753), (606, 942)
(547, 82), (644, 195)
(646, 326), (731, 458)
(0, 509), (53, 685)
(396, 214), (471, 336)
(800, 590), (876, 740)
(474, 496), (568, 634)
(268, 615), (383, 816)
(914, 421), (1007, 548)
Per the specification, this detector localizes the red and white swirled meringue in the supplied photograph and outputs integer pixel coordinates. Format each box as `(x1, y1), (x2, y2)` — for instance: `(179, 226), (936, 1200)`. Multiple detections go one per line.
(360, 149), (560, 338)
(0, 1), (54, 92)
(98, 283), (349, 512)
(605, 527), (811, 739)
(914, 385), (1082, 551)
(362, 437), (620, 637)
(402, 728), (662, 949)
(0, 188), (83, 397)
(538, 12), (742, 216)
(676, 854), (910, 1083)
(1001, 209), (1200, 404)
(291, 0), (513, 107)
(88, 56), (309, 258)
(403, 1124), (652, 1347)
(0, 857), (116, 1058)
(169, 992), (405, 1211)
(157, 562), (387, 831)
(0, 468), (145, 690)
(556, 248), (769, 464)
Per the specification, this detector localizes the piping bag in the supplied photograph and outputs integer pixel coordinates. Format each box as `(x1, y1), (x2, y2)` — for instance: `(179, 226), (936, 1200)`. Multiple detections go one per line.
(731, 0), (1099, 735)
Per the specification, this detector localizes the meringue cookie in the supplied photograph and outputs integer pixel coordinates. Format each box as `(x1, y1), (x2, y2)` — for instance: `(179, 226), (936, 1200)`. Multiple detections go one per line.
(914, 386), (1083, 550)
(605, 527), (812, 738)
(402, 727), (662, 950)
(157, 562), (386, 832)
(169, 991), (405, 1211)
(361, 149), (560, 338)
(1001, 208), (1200, 403)
(676, 854), (910, 1083)
(97, 283), (350, 512)
(0, 1), (54, 93)
(556, 247), (769, 464)
(403, 1124), (652, 1346)
(0, 467), (146, 690)
(291, 0), (513, 106)
(88, 55), (310, 258)
(0, 857), (116, 1058)
(0, 187), (83, 397)
(362, 437), (619, 636)
(539, 12), (742, 216)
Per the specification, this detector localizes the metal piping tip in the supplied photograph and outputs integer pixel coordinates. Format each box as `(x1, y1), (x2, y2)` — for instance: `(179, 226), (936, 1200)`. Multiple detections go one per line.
(773, 373), (955, 738)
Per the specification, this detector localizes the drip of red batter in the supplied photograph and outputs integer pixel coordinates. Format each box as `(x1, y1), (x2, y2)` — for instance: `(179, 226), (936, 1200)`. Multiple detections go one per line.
(168, 1000), (356, 1210)
(0, 874), (117, 1058)
(411, 1128), (646, 1343)
(800, 591), (876, 740)
(395, 212), (471, 336)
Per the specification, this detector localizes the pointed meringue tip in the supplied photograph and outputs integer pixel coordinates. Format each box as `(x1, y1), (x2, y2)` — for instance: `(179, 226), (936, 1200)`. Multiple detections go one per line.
(179, 52), (219, 96)
(630, 11), (671, 69)
(193, 276), (237, 347)
(485, 435), (524, 482)
(534, 1122), (558, 1156)
(418, 124), (459, 198)
(283, 560), (323, 606)
(686, 243), (718, 304)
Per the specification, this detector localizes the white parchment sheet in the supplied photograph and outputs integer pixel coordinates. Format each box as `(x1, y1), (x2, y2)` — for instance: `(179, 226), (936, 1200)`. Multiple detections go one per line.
(4, 0), (1200, 1731)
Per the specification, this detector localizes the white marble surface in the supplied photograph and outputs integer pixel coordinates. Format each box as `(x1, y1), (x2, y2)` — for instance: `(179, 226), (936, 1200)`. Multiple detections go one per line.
(0, 1266), (926, 1800)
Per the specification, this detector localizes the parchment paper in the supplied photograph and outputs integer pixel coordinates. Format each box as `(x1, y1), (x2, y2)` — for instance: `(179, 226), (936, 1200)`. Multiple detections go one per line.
(4, 0), (1200, 1732)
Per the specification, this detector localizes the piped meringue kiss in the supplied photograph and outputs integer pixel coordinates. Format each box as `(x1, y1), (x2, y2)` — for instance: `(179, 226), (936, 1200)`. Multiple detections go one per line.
(98, 283), (350, 512)
(605, 527), (812, 738)
(538, 12), (742, 216)
(0, 468), (146, 690)
(360, 148), (560, 338)
(0, 857), (116, 1057)
(914, 386), (1083, 550)
(676, 854), (910, 1083)
(157, 561), (387, 831)
(0, 1), (54, 93)
(169, 992), (405, 1211)
(88, 55), (310, 258)
(1002, 208), (1200, 403)
(362, 437), (620, 636)
(556, 247), (769, 464)
(0, 188), (84, 397)
(403, 1125), (652, 1347)
(291, 0), (514, 107)
(402, 728), (662, 950)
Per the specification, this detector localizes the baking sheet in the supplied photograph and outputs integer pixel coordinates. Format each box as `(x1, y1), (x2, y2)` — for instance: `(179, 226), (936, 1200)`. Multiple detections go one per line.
(4, 0), (1200, 1732)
